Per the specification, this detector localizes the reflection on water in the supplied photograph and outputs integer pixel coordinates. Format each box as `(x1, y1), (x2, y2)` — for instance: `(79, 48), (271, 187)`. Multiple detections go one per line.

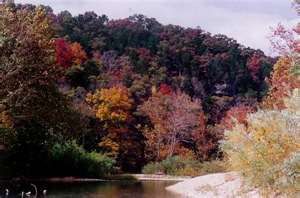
(0, 180), (180, 198)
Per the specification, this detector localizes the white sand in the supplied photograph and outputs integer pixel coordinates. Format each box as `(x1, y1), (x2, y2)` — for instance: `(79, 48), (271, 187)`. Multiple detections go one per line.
(166, 172), (261, 198)
(131, 174), (191, 181)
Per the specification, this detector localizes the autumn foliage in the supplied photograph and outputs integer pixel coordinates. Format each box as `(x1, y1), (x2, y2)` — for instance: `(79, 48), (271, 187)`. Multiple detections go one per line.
(86, 86), (133, 123)
(55, 38), (87, 68)
(139, 89), (209, 160)
(220, 105), (255, 130)
(0, 1), (283, 175)
(269, 24), (298, 55)
(0, 5), (90, 176)
(222, 91), (300, 196)
(86, 86), (143, 171)
(223, 16), (300, 196)
(263, 57), (300, 109)
(262, 22), (300, 109)
(247, 53), (262, 81)
(158, 84), (173, 95)
(55, 38), (73, 68)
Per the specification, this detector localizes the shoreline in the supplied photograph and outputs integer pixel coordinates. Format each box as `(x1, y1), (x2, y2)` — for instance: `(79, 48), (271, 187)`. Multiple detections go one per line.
(0, 177), (107, 183)
(0, 174), (191, 183)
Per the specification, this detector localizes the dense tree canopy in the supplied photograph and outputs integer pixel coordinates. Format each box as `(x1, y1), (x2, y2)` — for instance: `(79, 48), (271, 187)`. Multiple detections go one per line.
(0, 2), (278, 174)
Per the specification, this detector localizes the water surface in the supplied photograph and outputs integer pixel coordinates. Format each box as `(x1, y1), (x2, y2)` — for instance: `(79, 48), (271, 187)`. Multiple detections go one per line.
(0, 180), (180, 198)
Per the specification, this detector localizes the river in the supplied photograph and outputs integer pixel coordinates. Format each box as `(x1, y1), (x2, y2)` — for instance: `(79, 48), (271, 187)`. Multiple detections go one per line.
(0, 180), (180, 198)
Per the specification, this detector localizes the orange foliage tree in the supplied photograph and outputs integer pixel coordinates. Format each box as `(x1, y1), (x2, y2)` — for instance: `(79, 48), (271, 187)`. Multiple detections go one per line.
(86, 86), (133, 156)
(69, 42), (87, 65)
(263, 57), (300, 109)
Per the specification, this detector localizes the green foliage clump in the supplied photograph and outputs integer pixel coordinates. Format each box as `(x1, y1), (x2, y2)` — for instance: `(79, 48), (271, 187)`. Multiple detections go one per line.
(142, 156), (225, 176)
(221, 90), (300, 196)
(50, 141), (115, 177)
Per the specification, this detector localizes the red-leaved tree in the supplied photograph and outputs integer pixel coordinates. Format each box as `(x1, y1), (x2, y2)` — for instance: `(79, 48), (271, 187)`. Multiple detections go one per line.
(55, 38), (73, 68)
(55, 39), (87, 68)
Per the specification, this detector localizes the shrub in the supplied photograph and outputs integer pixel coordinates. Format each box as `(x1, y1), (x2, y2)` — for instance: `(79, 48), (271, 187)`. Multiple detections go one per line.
(280, 152), (300, 192)
(142, 161), (163, 174)
(221, 90), (300, 196)
(50, 141), (115, 177)
(142, 156), (225, 176)
(195, 160), (226, 175)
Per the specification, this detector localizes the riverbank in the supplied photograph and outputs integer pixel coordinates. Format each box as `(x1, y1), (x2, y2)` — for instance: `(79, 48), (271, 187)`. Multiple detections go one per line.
(166, 172), (261, 198)
(0, 174), (190, 183)
(130, 174), (192, 181)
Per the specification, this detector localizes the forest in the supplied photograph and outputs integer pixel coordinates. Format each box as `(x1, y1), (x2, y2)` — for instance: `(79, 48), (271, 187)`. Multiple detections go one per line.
(0, 4), (298, 195)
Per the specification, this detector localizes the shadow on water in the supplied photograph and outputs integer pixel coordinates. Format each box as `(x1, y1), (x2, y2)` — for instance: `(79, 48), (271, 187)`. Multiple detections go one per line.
(0, 180), (180, 198)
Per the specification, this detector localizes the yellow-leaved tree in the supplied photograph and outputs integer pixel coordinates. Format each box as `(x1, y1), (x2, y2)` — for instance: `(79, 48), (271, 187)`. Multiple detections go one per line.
(87, 86), (132, 123)
(86, 86), (133, 156)
(86, 86), (144, 171)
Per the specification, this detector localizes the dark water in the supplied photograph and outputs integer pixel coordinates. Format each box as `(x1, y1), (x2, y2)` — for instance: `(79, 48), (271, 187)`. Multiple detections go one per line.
(0, 181), (180, 198)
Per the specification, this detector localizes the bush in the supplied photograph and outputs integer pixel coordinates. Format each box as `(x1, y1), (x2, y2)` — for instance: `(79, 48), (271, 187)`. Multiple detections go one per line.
(221, 90), (300, 196)
(50, 141), (115, 177)
(5, 120), (54, 177)
(142, 161), (162, 174)
(142, 156), (225, 176)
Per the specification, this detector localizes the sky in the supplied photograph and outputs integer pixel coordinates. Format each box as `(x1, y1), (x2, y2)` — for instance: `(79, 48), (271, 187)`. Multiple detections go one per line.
(15, 0), (298, 55)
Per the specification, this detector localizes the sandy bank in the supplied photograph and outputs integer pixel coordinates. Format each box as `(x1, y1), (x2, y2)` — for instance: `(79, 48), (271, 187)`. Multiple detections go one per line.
(166, 172), (261, 198)
(131, 174), (191, 181)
